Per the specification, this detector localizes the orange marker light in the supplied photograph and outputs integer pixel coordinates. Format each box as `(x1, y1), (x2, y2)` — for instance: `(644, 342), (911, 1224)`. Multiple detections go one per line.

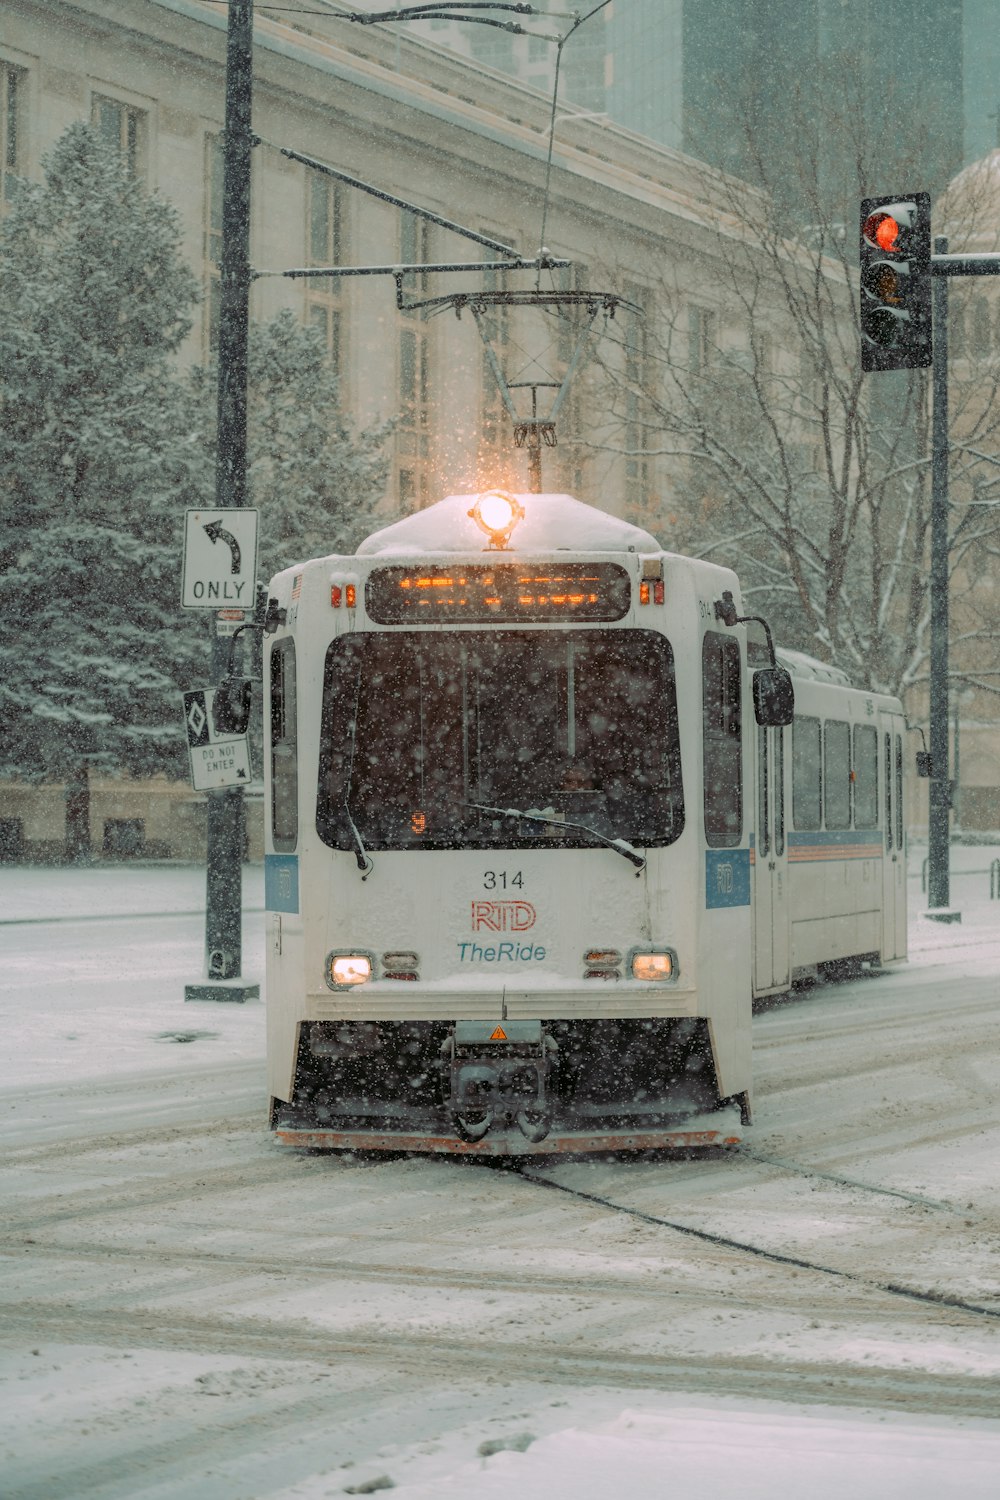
(345, 584), (356, 608)
(411, 811), (426, 834)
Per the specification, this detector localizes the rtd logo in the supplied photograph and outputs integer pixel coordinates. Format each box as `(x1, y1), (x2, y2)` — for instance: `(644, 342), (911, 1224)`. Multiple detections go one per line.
(470, 900), (536, 932)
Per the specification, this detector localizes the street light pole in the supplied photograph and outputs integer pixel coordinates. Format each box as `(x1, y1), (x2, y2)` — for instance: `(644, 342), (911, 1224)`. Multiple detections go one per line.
(186, 0), (259, 1000)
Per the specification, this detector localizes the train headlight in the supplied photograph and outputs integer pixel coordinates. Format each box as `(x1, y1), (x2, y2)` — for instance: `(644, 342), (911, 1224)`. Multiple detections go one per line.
(630, 951), (676, 982)
(326, 952), (373, 989)
(469, 490), (524, 549)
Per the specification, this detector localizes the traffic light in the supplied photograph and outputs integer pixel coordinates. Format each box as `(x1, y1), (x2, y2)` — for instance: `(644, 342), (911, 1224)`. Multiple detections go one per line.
(859, 193), (931, 372)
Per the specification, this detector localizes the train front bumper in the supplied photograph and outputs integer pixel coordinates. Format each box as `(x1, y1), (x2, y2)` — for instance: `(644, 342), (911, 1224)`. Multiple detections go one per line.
(275, 1105), (744, 1156)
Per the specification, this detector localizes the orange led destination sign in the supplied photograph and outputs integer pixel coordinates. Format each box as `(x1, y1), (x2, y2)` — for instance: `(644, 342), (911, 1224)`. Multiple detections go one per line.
(366, 563), (631, 623)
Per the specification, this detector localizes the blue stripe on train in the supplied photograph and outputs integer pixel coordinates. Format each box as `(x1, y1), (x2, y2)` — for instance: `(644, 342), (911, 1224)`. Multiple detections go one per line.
(787, 828), (882, 847)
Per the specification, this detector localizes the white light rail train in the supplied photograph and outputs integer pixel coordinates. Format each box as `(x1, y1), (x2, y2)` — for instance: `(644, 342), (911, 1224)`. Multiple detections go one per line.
(257, 491), (907, 1155)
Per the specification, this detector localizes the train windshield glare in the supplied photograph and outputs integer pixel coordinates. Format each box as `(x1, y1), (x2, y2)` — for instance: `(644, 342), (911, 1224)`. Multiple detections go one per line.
(316, 630), (684, 852)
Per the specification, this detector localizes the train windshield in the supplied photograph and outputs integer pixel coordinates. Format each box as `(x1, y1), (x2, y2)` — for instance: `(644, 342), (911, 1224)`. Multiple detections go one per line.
(316, 629), (684, 853)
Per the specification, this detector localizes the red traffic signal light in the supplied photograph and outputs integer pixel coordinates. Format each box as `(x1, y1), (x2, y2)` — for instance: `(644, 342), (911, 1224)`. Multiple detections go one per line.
(863, 211), (903, 254)
(860, 193), (931, 372)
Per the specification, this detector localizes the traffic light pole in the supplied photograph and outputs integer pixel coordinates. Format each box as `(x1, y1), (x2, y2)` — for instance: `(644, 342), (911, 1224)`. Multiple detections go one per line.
(186, 0), (259, 1001)
(923, 242), (1000, 919)
(927, 235), (954, 917)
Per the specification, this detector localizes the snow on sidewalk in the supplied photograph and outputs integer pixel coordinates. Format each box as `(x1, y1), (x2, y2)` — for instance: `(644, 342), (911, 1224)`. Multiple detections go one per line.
(0, 863), (266, 1093)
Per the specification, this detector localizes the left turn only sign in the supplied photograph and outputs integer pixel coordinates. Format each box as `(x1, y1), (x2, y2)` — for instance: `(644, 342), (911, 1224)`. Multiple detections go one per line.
(183, 689), (254, 791)
(181, 508), (259, 609)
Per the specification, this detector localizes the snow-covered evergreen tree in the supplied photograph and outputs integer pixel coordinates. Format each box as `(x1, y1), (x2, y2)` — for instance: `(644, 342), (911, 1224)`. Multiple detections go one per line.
(0, 123), (206, 855)
(190, 309), (393, 589)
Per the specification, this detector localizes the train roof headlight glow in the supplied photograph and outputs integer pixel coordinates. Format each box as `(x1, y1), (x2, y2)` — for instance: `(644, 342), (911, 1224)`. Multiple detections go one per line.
(469, 490), (524, 550)
(327, 953), (373, 989)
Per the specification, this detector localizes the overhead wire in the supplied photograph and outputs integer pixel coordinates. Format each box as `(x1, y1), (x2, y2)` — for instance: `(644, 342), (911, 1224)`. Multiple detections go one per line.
(536, 0), (613, 286)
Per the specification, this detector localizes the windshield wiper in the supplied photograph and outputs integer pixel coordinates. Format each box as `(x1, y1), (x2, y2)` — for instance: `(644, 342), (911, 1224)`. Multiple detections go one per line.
(464, 801), (646, 873)
(343, 803), (373, 879)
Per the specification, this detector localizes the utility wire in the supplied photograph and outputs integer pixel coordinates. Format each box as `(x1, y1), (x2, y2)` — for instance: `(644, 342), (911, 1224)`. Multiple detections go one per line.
(536, 0), (613, 286)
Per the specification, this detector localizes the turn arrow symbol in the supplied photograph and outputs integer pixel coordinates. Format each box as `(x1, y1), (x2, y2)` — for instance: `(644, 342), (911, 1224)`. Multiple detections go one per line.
(203, 521), (242, 574)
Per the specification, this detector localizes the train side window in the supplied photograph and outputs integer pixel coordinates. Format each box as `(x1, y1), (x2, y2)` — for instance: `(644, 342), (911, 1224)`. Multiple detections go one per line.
(757, 724), (770, 859)
(895, 733), (904, 850)
(702, 631), (742, 847)
(775, 727), (785, 855)
(792, 715), (821, 830)
(884, 732), (893, 851)
(853, 724), (878, 828)
(823, 719), (851, 829)
(270, 639), (298, 851)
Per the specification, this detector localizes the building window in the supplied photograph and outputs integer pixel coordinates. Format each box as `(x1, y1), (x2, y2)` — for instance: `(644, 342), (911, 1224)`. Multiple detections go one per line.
(1, 63), (26, 209)
(400, 208), (430, 311)
(479, 248), (510, 462)
(102, 819), (146, 858)
(305, 170), (345, 372)
(552, 260), (589, 492)
(397, 210), (432, 505)
(398, 324), (429, 507)
(623, 282), (652, 510)
(471, 31), (515, 73)
(92, 95), (147, 179)
(204, 134), (224, 354)
(689, 304), (716, 373)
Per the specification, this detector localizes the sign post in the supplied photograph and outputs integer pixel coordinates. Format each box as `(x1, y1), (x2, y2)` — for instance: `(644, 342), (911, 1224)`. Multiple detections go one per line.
(185, 0), (259, 1002)
(182, 689), (254, 792)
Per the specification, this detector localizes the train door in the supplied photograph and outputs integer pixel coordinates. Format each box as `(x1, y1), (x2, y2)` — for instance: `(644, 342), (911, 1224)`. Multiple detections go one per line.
(879, 715), (906, 960)
(753, 723), (790, 992)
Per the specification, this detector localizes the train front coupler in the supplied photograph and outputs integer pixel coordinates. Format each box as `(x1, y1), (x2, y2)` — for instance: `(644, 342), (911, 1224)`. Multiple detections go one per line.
(441, 1020), (557, 1144)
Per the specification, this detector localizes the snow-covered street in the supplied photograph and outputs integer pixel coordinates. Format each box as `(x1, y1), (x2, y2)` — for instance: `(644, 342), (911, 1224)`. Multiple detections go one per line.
(2, 854), (999, 1499)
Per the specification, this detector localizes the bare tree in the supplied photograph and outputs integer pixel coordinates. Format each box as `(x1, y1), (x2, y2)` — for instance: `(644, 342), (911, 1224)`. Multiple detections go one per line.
(585, 69), (1000, 705)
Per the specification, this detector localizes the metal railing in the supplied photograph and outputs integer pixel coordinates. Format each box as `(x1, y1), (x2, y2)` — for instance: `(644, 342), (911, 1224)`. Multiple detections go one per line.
(920, 855), (1000, 897)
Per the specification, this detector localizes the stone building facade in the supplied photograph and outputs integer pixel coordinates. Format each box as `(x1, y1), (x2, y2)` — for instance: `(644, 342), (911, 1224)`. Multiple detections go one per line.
(3, 0), (782, 859)
(6, 1), (990, 856)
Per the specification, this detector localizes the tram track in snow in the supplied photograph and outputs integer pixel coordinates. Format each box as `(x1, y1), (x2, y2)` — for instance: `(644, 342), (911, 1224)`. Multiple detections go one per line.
(513, 1163), (1000, 1324)
(733, 1146), (964, 1212)
(0, 1216), (976, 1326)
(2, 1122), (990, 1241)
(5, 1134), (998, 1332)
(3, 1301), (998, 1420)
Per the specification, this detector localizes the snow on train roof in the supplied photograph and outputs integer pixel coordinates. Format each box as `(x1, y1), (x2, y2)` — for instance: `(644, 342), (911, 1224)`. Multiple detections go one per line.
(776, 647), (852, 686)
(356, 492), (661, 556)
